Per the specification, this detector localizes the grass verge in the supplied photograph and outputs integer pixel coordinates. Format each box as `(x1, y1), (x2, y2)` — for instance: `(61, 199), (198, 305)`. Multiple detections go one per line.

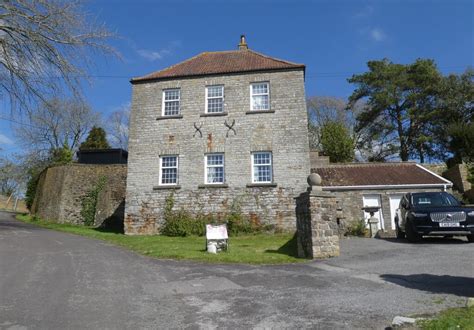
(418, 306), (474, 330)
(16, 214), (306, 265)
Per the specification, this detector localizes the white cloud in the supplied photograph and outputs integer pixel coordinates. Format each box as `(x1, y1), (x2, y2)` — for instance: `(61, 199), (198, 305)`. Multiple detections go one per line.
(0, 133), (13, 145)
(137, 49), (171, 61)
(354, 5), (374, 18)
(136, 40), (181, 62)
(369, 28), (386, 42)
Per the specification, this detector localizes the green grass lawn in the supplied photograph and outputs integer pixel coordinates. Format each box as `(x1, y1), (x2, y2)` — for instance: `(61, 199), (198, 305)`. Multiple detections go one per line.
(16, 214), (306, 264)
(418, 306), (474, 330)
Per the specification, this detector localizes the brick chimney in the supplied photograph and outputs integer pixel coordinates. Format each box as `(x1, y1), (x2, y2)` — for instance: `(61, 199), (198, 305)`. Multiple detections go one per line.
(238, 35), (248, 50)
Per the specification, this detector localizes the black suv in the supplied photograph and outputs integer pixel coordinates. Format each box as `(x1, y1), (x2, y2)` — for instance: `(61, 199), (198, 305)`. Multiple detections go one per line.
(395, 192), (474, 243)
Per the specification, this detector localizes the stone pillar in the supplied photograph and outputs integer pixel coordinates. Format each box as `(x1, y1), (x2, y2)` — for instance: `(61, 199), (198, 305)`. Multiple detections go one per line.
(296, 174), (340, 259)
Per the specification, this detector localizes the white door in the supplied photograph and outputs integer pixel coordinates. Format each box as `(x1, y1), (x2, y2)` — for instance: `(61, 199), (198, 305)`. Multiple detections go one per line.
(389, 194), (403, 230)
(362, 195), (384, 230)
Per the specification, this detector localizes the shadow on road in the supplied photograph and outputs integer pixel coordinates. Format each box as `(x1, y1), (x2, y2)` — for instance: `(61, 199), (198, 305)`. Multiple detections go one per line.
(381, 273), (474, 297)
(377, 237), (467, 244)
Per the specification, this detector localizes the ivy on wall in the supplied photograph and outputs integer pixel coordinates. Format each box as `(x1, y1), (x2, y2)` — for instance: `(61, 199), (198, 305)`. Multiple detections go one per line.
(80, 176), (107, 226)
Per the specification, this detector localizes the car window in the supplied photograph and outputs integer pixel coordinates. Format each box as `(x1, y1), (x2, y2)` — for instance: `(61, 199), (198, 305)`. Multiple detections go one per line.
(412, 193), (460, 207)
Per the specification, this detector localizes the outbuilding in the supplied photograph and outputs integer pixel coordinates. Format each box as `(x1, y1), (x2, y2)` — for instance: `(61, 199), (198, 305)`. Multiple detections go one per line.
(312, 163), (453, 232)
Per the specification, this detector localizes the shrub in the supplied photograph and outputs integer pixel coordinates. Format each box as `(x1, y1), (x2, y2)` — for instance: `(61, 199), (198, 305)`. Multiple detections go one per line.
(227, 212), (266, 236)
(25, 174), (39, 211)
(160, 193), (269, 237)
(161, 210), (207, 237)
(345, 220), (368, 237)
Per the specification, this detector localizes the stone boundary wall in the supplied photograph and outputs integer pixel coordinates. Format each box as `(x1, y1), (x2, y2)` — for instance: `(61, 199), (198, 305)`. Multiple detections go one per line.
(32, 164), (127, 228)
(423, 163), (447, 176)
(443, 163), (472, 193)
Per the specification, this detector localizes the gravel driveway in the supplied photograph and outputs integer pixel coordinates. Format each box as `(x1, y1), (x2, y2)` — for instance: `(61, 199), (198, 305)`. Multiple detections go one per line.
(0, 211), (473, 329)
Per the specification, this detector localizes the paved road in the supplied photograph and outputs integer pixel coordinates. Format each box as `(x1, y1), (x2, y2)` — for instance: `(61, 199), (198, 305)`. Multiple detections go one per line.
(1, 211), (473, 329)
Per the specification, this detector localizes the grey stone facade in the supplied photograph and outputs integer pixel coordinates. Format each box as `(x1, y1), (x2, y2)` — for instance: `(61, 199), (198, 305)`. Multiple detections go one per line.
(125, 69), (310, 234)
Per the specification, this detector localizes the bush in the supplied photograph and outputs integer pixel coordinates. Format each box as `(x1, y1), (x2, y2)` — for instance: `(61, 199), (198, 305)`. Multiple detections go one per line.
(25, 174), (39, 211)
(161, 210), (207, 237)
(160, 193), (270, 237)
(345, 220), (368, 237)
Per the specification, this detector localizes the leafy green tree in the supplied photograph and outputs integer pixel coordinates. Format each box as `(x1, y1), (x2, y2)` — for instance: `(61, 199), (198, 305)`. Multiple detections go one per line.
(320, 121), (355, 163)
(80, 126), (111, 150)
(434, 69), (474, 162)
(50, 145), (73, 165)
(447, 123), (474, 163)
(348, 58), (442, 162)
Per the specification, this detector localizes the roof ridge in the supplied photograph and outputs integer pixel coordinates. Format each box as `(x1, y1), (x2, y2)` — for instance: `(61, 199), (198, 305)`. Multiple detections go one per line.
(132, 48), (305, 83)
(313, 162), (417, 169)
(246, 49), (305, 67)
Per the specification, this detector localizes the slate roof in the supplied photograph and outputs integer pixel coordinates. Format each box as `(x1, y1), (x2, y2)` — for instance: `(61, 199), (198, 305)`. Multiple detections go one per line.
(131, 49), (305, 83)
(312, 163), (450, 187)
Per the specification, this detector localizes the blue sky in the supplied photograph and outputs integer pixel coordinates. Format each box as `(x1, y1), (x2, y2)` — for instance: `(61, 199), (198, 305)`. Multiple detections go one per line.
(0, 0), (472, 156)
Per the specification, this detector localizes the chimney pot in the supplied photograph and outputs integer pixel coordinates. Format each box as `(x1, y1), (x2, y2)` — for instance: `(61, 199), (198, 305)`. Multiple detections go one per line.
(238, 35), (248, 50)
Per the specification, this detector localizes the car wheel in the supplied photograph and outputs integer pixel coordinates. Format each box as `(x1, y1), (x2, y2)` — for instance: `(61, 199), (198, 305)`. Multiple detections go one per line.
(467, 234), (474, 243)
(405, 220), (422, 243)
(395, 219), (405, 239)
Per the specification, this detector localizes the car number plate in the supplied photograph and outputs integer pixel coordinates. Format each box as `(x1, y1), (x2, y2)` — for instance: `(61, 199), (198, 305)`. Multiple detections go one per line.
(439, 222), (460, 227)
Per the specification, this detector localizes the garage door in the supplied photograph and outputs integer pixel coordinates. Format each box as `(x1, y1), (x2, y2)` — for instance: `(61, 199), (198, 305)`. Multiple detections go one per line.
(362, 195), (384, 230)
(389, 194), (404, 230)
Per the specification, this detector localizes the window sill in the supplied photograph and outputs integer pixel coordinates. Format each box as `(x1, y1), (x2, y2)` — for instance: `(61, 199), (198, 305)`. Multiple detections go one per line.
(156, 115), (183, 120)
(245, 110), (275, 115)
(153, 185), (181, 190)
(198, 184), (229, 188)
(200, 112), (228, 117)
(246, 183), (278, 188)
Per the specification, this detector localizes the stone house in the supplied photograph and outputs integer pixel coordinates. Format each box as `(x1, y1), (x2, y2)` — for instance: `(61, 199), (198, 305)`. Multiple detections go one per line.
(125, 36), (311, 235)
(312, 162), (453, 231)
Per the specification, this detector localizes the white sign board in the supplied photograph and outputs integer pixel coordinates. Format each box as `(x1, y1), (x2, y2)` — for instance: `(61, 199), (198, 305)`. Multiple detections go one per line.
(206, 224), (228, 240)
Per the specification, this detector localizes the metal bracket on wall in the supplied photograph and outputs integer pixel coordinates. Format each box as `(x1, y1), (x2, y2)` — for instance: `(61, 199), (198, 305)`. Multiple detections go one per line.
(224, 119), (236, 137)
(193, 122), (203, 138)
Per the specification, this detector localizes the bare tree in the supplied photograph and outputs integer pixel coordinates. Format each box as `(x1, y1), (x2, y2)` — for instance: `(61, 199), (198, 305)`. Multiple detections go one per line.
(106, 103), (129, 150)
(307, 96), (359, 150)
(0, 0), (115, 111)
(15, 98), (100, 155)
(0, 156), (20, 196)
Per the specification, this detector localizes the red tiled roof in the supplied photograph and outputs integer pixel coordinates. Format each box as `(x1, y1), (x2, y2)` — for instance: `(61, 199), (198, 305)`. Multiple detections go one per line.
(131, 49), (305, 82)
(312, 163), (450, 187)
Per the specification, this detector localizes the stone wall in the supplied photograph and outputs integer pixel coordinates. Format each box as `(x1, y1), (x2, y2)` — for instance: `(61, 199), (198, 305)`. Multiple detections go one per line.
(126, 69), (310, 234)
(32, 164), (127, 228)
(443, 163), (472, 193)
(423, 163), (447, 176)
(295, 187), (340, 259)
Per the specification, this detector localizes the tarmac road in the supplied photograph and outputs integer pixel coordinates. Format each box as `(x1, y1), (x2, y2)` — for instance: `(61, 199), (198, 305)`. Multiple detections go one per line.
(0, 211), (473, 329)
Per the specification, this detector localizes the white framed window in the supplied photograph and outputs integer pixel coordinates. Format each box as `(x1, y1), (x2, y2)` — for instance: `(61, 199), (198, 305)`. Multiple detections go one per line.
(206, 85), (224, 113)
(251, 152), (272, 183)
(160, 155), (178, 185)
(205, 153), (225, 184)
(162, 89), (180, 116)
(250, 82), (270, 111)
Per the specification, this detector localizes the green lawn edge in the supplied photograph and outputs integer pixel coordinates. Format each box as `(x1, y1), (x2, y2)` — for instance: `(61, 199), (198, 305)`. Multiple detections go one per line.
(16, 214), (308, 265)
(418, 306), (474, 330)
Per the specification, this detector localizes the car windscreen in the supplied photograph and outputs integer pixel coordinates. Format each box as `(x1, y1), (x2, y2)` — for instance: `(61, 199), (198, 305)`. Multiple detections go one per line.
(411, 193), (460, 207)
